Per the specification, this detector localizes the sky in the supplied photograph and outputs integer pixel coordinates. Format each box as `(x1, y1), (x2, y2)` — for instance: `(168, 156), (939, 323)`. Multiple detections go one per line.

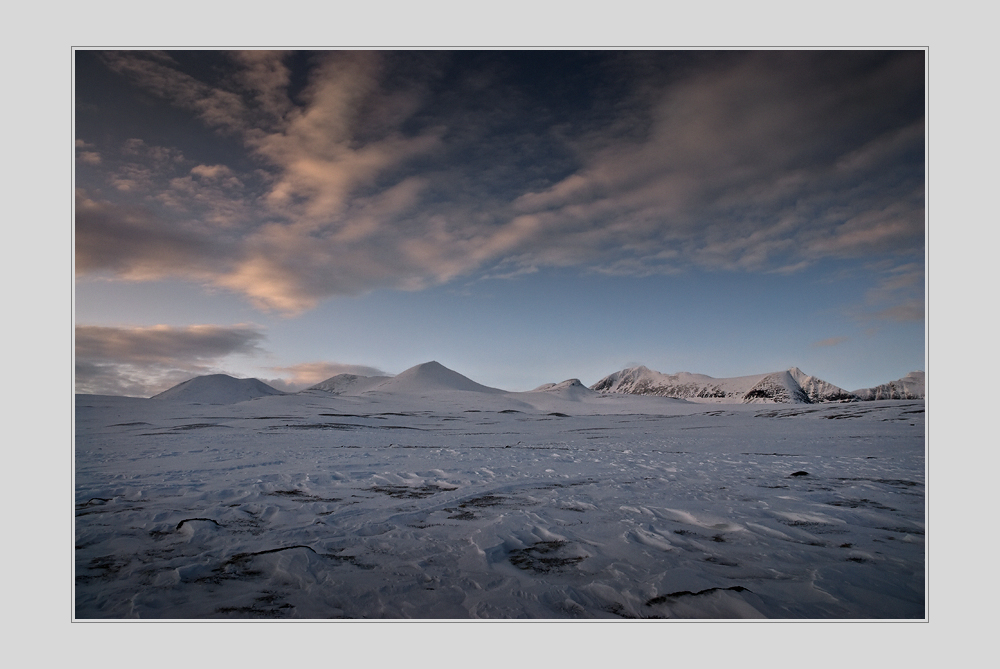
(74, 49), (926, 396)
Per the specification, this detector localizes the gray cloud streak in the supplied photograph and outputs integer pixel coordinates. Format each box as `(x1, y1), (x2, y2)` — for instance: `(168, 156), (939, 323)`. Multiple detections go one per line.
(75, 324), (267, 396)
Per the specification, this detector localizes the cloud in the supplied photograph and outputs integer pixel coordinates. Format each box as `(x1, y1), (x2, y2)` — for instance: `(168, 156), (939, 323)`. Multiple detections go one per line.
(190, 164), (235, 180)
(264, 361), (390, 391)
(852, 261), (925, 324)
(75, 190), (225, 280)
(102, 52), (249, 135)
(511, 52), (925, 274)
(79, 51), (925, 315)
(75, 324), (267, 396)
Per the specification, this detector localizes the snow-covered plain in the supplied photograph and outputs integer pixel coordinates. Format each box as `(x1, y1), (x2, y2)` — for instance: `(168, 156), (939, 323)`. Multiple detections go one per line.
(75, 364), (925, 619)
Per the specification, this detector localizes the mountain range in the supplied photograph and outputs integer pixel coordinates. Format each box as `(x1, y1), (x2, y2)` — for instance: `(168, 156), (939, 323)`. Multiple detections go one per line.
(589, 365), (881, 404)
(144, 362), (925, 405)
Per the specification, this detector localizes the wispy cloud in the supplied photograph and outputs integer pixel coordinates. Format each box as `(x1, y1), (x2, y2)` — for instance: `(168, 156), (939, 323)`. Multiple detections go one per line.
(77, 51), (925, 317)
(75, 324), (267, 396)
(851, 261), (926, 324)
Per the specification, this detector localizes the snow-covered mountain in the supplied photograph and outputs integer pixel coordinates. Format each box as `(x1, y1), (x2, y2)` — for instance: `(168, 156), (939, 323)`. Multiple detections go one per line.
(590, 366), (856, 404)
(788, 367), (859, 403)
(308, 373), (392, 395)
(308, 361), (504, 397)
(150, 374), (284, 404)
(372, 361), (505, 395)
(156, 363), (924, 407)
(852, 371), (925, 400)
(528, 379), (598, 401)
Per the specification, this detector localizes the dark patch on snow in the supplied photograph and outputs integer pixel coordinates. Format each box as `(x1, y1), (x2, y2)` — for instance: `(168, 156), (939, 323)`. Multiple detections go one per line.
(878, 526), (924, 536)
(215, 600), (294, 618)
(267, 489), (342, 502)
(370, 484), (441, 499)
(459, 494), (506, 508)
(270, 422), (360, 430)
(175, 517), (222, 530)
(645, 585), (750, 606)
(319, 413), (387, 419)
(836, 477), (922, 488)
(77, 555), (131, 583)
(204, 545), (377, 584)
(827, 498), (895, 511)
(509, 541), (586, 573)
(77, 497), (113, 507)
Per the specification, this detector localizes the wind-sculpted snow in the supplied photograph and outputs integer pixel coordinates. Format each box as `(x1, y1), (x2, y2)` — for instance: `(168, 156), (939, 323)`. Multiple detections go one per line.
(76, 386), (925, 619)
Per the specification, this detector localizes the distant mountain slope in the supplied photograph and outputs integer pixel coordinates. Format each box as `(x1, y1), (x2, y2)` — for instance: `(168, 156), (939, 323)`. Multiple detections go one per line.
(852, 371), (925, 400)
(788, 367), (859, 402)
(590, 366), (855, 404)
(591, 366), (766, 402)
(150, 374), (284, 404)
(528, 379), (598, 401)
(368, 361), (506, 395)
(308, 373), (392, 395)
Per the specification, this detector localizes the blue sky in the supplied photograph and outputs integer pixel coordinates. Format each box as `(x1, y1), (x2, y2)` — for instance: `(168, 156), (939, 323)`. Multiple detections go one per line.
(74, 49), (925, 396)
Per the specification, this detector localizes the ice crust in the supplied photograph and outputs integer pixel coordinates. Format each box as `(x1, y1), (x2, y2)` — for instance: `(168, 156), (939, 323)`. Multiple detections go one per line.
(76, 363), (925, 619)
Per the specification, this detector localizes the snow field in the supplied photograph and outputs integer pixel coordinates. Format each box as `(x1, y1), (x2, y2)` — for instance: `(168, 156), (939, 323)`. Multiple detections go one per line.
(75, 393), (924, 619)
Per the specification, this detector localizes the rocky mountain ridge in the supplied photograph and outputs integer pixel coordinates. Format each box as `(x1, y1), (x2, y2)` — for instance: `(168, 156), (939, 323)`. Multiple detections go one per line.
(590, 366), (923, 404)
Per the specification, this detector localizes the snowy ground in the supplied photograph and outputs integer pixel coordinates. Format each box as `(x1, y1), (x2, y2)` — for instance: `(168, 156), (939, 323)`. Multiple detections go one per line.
(75, 389), (925, 619)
